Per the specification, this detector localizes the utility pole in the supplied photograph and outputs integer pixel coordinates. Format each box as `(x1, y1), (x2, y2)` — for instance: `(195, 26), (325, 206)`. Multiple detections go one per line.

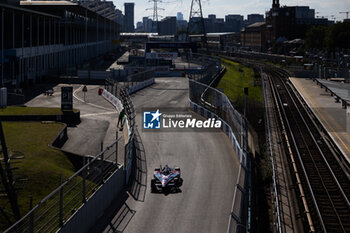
(187, 0), (207, 49)
(146, 0), (164, 33)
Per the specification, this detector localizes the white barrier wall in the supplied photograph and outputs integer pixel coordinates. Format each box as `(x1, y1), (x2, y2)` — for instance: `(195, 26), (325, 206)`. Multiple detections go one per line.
(101, 89), (124, 112)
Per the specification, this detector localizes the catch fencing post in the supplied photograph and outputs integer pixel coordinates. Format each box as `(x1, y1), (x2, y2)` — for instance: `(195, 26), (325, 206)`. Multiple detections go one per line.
(59, 174), (63, 227)
(82, 158), (86, 203)
(100, 142), (104, 160)
(29, 196), (34, 233)
(116, 131), (118, 164)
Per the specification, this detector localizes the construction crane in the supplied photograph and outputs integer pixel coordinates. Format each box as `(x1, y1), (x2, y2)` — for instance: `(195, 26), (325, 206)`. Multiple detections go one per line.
(339, 11), (350, 19)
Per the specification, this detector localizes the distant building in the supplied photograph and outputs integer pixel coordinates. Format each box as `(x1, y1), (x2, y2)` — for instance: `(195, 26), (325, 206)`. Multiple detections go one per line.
(115, 9), (124, 30)
(225, 15), (244, 32)
(143, 17), (153, 32)
(136, 21), (143, 32)
(124, 2), (135, 32)
(176, 20), (188, 32)
(241, 22), (266, 52)
(207, 32), (238, 51)
(208, 14), (216, 20)
(214, 18), (225, 32)
(177, 12), (184, 21)
(159, 16), (177, 35)
(204, 18), (215, 33)
(265, 0), (332, 45)
(247, 14), (264, 25)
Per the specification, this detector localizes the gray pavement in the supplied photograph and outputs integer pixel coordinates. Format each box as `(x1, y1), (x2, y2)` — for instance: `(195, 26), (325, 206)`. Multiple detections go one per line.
(290, 77), (350, 163)
(316, 79), (350, 102)
(94, 77), (240, 233)
(25, 84), (123, 158)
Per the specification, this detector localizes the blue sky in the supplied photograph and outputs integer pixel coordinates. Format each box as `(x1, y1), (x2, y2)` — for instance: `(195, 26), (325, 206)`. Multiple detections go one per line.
(112, 0), (350, 24)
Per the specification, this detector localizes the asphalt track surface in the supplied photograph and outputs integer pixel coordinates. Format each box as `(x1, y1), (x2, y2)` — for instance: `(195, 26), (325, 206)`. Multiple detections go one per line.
(94, 78), (240, 233)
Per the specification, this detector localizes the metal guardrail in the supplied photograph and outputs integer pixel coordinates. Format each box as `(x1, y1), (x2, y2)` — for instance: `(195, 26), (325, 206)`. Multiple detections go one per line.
(4, 138), (122, 233)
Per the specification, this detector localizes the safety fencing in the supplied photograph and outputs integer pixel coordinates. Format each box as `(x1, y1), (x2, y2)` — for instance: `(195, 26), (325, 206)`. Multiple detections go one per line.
(4, 139), (122, 233)
(186, 53), (249, 233)
(104, 77), (137, 185)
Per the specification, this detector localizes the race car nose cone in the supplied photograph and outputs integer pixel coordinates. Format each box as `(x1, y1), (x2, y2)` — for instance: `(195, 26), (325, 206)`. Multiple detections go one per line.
(161, 180), (166, 187)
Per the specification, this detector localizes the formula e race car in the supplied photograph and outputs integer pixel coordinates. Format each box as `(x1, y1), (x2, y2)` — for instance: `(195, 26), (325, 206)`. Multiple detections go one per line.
(151, 165), (182, 193)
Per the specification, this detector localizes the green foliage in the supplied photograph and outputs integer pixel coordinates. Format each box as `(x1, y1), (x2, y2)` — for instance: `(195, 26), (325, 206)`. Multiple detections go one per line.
(305, 22), (350, 51)
(217, 59), (263, 110)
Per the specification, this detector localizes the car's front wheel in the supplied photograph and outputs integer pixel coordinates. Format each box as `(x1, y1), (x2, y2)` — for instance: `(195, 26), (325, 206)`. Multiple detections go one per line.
(151, 179), (157, 193)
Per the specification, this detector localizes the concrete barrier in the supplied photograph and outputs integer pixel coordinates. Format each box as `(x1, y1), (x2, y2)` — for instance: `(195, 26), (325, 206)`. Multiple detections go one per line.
(58, 166), (125, 233)
(101, 89), (124, 113)
(51, 124), (68, 148)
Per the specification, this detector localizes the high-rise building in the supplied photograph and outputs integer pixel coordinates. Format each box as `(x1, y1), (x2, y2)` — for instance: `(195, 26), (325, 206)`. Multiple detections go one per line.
(177, 12), (184, 21)
(136, 21), (143, 32)
(159, 16), (177, 35)
(124, 2), (134, 32)
(115, 9), (124, 30)
(143, 17), (153, 32)
(225, 14), (244, 32)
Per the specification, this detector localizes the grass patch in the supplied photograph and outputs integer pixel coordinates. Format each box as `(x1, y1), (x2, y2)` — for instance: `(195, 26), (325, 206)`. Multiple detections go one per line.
(0, 106), (78, 116)
(0, 122), (77, 230)
(218, 58), (263, 110)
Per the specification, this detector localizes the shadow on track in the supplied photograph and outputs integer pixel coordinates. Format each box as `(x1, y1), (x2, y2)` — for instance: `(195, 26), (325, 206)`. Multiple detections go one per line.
(87, 129), (147, 233)
(87, 191), (135, 233)
(128, 128), (148, 202)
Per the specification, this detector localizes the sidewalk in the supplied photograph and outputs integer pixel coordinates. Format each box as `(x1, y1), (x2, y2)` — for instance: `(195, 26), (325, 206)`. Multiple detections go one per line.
(25, 84), (126, 163)
(290, 77), (350, 163)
